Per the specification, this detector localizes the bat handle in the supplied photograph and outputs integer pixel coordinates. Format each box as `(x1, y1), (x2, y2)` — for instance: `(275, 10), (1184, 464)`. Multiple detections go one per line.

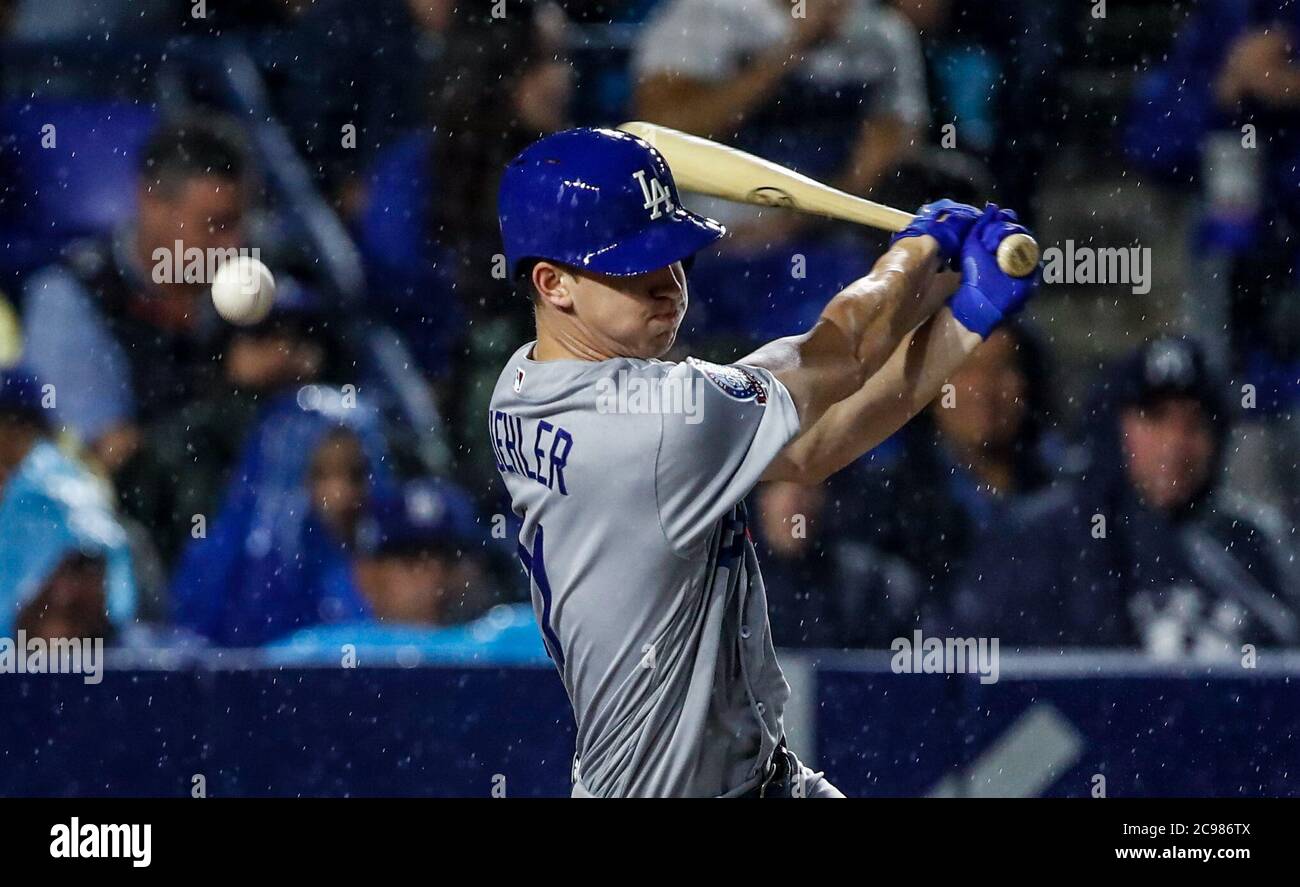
(996, 233), (1040, 278)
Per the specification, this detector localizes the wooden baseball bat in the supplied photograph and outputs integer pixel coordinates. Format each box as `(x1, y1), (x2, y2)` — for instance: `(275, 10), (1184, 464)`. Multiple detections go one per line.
(617, 121), (1039, 278)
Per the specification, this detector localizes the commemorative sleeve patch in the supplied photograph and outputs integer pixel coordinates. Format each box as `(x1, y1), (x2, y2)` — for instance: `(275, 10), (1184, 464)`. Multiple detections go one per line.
(687, 358), (769, 405)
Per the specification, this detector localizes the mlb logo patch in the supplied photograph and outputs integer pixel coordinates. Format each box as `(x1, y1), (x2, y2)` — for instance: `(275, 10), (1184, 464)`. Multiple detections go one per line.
(514, 367), (526, 394)
(688, 358), (768, 404)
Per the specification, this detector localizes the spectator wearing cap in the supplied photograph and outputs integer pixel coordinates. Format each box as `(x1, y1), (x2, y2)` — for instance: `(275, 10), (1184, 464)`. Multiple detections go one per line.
(353, 479), (489, 626)
(21, 117), (249, 477)
(116, 278), (333, 574)
(266, 478), (547, 663)
(0, 368), (137, 642)
(952, 337), (1300, 657)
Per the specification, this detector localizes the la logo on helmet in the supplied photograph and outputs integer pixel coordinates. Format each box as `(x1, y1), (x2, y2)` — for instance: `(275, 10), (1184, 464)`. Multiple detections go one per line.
(632, 169), (674, 220)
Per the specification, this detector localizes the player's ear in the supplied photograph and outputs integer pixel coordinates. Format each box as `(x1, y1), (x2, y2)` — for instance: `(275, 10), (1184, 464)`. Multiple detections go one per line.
(532, 261), (575, 311)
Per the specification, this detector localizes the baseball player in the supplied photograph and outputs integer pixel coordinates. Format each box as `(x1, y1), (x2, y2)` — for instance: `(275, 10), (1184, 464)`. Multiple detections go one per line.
(489, 128), (1038, 797)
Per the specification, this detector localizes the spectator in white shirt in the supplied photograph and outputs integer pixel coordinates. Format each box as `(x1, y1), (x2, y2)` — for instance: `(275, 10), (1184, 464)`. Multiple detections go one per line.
(632, 0), (928, 241)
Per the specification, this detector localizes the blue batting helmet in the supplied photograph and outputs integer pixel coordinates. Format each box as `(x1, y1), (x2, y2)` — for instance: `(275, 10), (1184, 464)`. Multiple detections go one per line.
(498, 127), (726, 278)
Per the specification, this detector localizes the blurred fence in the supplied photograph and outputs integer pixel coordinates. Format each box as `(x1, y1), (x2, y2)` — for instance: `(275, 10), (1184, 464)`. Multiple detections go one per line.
(4, 651), (1298, 797)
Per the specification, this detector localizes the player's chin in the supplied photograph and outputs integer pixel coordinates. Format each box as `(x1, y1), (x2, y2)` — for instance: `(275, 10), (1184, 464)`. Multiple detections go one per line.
(644, 316), (681, 354)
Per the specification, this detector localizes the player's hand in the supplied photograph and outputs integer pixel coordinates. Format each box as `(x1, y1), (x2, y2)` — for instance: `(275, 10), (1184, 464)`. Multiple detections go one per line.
(947, 203), (1041, 338)
(890, 199), (983, 269)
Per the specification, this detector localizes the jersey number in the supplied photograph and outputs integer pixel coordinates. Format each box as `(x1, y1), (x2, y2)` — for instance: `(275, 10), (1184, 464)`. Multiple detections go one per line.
(518, 524), (566, 667)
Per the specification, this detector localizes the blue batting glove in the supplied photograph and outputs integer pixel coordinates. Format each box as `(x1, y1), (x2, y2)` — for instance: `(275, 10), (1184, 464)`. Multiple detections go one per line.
(947, 203), (1041, 338)
(890, 199), (983, 268)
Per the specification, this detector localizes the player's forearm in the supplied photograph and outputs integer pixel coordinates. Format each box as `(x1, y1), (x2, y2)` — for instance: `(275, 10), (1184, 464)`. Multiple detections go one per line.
(764, 306), (982, 484)
(744, 235), (944, 426)
(818, 234), (945, 378)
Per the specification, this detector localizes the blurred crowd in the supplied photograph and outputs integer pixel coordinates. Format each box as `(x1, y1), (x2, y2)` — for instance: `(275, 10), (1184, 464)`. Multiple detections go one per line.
(1, 0), (1299, 661)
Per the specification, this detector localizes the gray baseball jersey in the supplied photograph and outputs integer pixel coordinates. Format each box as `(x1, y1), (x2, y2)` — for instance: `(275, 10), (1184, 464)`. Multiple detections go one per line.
(488, 341), (802, 797)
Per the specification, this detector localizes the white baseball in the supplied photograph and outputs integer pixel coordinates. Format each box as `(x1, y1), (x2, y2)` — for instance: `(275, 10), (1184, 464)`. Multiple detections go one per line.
(211, 256), (276, 326)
